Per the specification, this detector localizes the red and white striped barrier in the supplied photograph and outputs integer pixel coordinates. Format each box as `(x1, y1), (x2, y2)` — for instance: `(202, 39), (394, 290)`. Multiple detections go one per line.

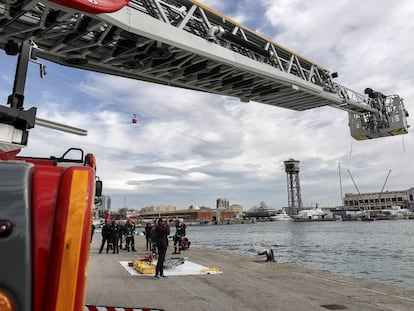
(85, 306), (164, 311)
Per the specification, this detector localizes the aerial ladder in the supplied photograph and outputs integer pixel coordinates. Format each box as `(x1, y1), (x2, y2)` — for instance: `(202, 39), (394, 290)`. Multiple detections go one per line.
(0, 0), (410, 151)
(0, 1), (410, 311)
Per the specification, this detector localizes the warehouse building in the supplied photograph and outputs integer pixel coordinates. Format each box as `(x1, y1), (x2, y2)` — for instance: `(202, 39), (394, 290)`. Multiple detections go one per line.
(343, 188), (414, 210)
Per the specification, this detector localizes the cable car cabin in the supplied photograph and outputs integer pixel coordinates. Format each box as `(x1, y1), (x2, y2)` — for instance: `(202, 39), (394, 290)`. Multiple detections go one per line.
(0, 148), (98, 311)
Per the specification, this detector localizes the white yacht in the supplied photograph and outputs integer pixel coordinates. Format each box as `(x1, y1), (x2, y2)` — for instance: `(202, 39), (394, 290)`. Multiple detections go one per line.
(269, 209), (292, 221)
(291, 208), (333, 222)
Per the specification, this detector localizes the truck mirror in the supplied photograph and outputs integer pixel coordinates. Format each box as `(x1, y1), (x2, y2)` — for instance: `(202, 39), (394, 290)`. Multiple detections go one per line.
(95, 180), (102, 197)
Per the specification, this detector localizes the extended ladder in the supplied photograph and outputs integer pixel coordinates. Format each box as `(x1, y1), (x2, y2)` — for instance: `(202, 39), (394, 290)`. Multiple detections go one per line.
(0, 0), (409, 141)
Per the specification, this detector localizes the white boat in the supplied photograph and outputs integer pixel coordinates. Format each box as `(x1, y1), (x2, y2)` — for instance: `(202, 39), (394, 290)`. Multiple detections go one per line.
(291, 208), (333, 222)
(269, 210), (292, 221)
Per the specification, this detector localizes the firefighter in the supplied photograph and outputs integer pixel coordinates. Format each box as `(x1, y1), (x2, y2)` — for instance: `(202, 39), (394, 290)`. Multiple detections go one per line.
(99, 219), (112, 254)
(144, 222), (152, 251)
(150, 220), (158, 255)
(173, 219), (186, 254)
(124, 219), (136, 252)
(118, 220), (124, 250)
(110, 220), (121, 254)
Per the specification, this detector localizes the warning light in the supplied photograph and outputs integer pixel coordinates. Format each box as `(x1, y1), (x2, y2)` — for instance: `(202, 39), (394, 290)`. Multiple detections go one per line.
(0, 289), (15, 311)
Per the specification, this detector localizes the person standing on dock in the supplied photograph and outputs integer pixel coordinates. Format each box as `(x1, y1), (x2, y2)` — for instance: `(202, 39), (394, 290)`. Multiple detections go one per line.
(150, 220), (158, 255)
(118, 220), (124, 250)
(173, 219), (186, 254)
(99, 219), (112, 254)
(110, 220), (121, 254)
(124, 219), (136, 252)
(144, 222), (152, 251)
(154, 218), (170, 279)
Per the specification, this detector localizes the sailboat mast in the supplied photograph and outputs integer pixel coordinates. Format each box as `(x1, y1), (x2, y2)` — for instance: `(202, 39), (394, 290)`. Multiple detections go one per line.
(338, 162), (343, 208)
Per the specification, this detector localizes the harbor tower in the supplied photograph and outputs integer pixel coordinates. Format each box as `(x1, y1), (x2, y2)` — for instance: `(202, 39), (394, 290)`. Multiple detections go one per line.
(284, 159), (303, 215)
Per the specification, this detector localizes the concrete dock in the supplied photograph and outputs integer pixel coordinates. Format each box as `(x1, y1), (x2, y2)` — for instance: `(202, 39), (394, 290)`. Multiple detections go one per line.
(86, 233), (414, 311)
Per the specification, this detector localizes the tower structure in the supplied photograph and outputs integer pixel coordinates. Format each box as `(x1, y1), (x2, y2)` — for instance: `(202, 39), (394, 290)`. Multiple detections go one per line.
(284, 159), (303, 215)
(216, 198), (229, 209)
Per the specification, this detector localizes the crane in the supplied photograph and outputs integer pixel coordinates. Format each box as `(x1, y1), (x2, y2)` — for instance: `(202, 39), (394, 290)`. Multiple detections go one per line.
(0, 0), (410, 152)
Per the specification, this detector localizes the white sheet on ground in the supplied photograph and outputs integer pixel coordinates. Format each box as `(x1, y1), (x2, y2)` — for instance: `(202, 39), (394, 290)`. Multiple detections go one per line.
(119, 260), (222, 276)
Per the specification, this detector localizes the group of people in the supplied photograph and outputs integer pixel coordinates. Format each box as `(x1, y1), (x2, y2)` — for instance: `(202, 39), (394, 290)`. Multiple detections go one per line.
(96, 217), (188, 280)
(149, 218), (188, 279)
(98, 219), (137, 254)
(143, 219), (187, 253)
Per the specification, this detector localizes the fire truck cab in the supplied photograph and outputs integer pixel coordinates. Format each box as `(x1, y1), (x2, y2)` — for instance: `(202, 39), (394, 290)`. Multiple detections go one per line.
(0, 148), (98, 311)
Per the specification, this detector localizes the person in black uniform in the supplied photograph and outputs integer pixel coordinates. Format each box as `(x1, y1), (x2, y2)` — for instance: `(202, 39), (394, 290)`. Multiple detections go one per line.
(173, 219), (186, 254)
(144, 222), (152, 251)
(124, 219), (136, 252)
(154, 218), (170, 279)
(150, 221), (158, 255)
(99, 219), (111, 253)
(111, 220), (121, 254)
(118, 220), (124, 250)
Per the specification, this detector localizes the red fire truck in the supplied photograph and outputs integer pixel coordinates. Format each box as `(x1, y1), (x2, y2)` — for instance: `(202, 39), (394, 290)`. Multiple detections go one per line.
(0, 148), (98, 311)
(0, 3), (112, 309)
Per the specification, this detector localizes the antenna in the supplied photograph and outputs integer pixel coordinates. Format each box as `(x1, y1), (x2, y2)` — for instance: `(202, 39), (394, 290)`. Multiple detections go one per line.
(338, 162), (343, 208)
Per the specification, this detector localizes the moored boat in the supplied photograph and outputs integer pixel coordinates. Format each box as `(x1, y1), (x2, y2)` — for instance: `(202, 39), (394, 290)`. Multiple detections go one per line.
(291, 208), (334, 222)
(269, 209), (292, 221)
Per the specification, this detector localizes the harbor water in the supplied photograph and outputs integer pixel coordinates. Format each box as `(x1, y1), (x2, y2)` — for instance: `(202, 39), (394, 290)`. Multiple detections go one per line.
(186, 220), (414, 289)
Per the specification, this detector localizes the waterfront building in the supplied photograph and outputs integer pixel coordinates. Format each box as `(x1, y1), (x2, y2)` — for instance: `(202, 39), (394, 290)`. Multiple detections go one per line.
(230, 204), (243, 218)
(140, 205), (176, 213)
(216, 198), (229, 209)
(139, 207), (236, 223)
(343, 187), (414, 210)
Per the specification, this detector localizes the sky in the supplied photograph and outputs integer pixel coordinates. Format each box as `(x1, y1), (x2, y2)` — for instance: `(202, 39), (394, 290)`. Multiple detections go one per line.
(0, 0), (413, 211)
